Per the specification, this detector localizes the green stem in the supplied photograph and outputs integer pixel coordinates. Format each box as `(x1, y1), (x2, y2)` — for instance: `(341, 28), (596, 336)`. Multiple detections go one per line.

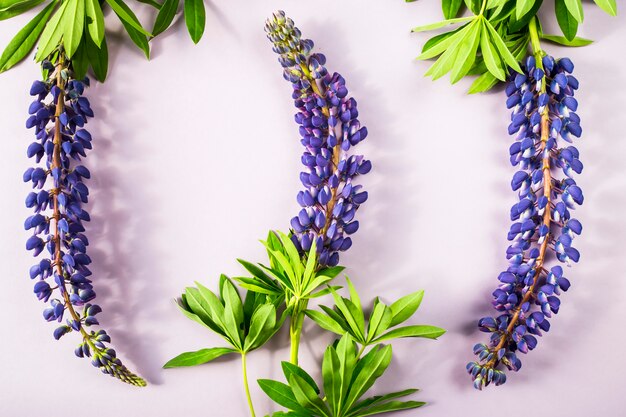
(289, 299), (308, 364)
(356, 344), (367, 360)
(241, 353), (256, 417)
(528, 17), (544, 61)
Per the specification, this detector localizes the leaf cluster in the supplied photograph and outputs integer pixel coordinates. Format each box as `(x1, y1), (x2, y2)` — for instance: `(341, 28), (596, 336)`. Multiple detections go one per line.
(259, 334), (425, 417)
(164, 275), (284, 368)
(306, 280), (445, 347)
(235, 231), (344, 311)
(0, 0), (207, 80)
(411, 0), (617, 92)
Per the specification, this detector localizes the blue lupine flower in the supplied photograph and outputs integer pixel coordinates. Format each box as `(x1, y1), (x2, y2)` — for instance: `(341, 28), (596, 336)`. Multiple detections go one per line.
(265, 11), (371, 267)
(468, 55), (584, 389)
(24, 55), (144, 386)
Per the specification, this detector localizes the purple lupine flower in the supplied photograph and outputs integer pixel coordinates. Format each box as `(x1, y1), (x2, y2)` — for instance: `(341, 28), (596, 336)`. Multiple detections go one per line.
(265, 11), (371, 267)
(467, 55), (583, 389)
(24, 53), (145, 386)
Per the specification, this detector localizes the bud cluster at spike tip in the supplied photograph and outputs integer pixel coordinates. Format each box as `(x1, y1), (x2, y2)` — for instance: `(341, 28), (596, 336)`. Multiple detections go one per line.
(24, 54), (145, 386)
(265, 11), (371, 267)
(467, 55), (584, 390)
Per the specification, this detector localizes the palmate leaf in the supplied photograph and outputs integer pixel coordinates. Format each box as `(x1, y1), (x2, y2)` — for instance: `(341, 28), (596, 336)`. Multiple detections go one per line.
(308, 280), (444, 349)
(260, 335), (423, 417)
(0, 1), (55, 72)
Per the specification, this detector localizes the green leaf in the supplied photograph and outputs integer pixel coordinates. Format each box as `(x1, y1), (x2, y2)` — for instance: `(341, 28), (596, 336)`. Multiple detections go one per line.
(463, 0), (481, 14)
(278, 231), (305, 281)
(184, 0), (205, 43)
(515, 0), (534, 19)
(35, 0), (70, 61)
(302, 240), (317, 290)
(541, 34), (593, 47)
(309, 285), (342, 298)
(152, 0), (179, 37)
(423, 27), (466, 79)
(336, 335), (357, 401)
(0, 0), (45, 21)
(258, 379), (310, 414)
(238, 259), (282, 289)
(343, 345), (393, 410)
(163, 347), (236, 368)
(442, 0), (463, 19)
(556, 0), (579, 41)
(71, 38), (88, 79)
(85, 0), (104, 47)
(62, 0), (84, 58)
(483, 19), (523, 73)
(366, 299), (392, 342)
(349, 389), (419, 414)
(219, 278), (245, 347)
(594, 0), (617, 16)
(421, 30), (457, 55)
(302, 274), (333, 297)
(85, 33), (107, 81)
(411, 16), (473, 33)
(244, 303), (276, 351)
(450, 20), (481, 83)
(468, 71), (499, 94)
(109, 0), (150, 57)
(345, 277), (362, 312)
(305, 309), (345, 335)
(389, 290), (424, 327)
(416, 25), (468, 60)
(0, 1), (55, 72)
(479, 22), (505, 81)
(289, 374), (331, 416)
(235, 276), (281, 296)
(282, 362), (320, 395)
(508, 0), (543, 32)
(351, 400), (425, 416)
(106, 0), (152, 36)
(373, 325), (446, 343)
(322, 346), (342, 415)
(330, 288), (365, 340)
(564, 0), (584, 23)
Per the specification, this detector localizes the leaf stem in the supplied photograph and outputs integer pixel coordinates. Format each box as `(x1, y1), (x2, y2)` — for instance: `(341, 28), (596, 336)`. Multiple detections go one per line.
(241, 353), (256, 417)
(528, 17), (544, 60)
(289, 298), (308, 364)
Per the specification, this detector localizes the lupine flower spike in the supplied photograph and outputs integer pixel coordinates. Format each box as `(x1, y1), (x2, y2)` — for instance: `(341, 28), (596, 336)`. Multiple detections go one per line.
(467, 21), (584, 389)
(24, 47), (145, 386)
(265, 11), (372, 268)
(264, 11), (371, 365)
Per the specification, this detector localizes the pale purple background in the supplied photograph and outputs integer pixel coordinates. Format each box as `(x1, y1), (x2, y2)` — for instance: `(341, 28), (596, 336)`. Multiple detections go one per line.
(1, 1), (625, 416)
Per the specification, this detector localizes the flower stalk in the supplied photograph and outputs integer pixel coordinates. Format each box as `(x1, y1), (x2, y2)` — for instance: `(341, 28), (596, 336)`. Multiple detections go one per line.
(25, 46), (145, 386)
(468, 48), (584, 388)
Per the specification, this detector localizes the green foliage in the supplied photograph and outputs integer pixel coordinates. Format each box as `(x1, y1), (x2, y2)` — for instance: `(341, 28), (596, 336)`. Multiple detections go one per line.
(235, 231), (345, 311)
(0, 0), (154, 80)
(258, 335), (425, 417)
(164, 275), (284, 368)
(410, 0), (618, 92)
(306, 279), (445, 348)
